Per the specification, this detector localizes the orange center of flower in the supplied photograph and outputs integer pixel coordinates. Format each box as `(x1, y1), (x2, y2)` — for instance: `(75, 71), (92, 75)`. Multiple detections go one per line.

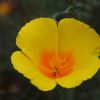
(39, 51), (74, 79)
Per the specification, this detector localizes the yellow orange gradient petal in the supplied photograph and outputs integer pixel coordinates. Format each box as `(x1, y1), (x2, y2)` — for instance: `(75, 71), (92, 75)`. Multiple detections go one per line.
(16, 18), (58, 66)
(56, 55), (100, 88)
(11, 51), (56, 91)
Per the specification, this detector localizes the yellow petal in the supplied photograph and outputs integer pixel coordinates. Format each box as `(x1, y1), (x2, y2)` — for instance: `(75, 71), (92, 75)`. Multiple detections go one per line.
(16, 18), (58, 66)
(57, 18), (100, 88)
(58, 18), (100, 56)
(31, 75), (57, 91)
(56, 55), (100, 88)
(11, 51), (56, 91)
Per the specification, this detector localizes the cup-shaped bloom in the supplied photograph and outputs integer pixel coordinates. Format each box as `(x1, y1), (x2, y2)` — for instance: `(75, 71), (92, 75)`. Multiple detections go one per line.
(11, 18), (100, 91)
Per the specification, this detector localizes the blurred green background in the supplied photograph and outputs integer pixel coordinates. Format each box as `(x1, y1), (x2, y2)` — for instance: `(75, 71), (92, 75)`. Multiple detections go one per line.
(0, 0), (100, 100)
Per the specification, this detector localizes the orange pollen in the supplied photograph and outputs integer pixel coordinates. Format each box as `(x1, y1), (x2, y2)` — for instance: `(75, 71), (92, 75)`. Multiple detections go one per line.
(39, 51), (74, 79)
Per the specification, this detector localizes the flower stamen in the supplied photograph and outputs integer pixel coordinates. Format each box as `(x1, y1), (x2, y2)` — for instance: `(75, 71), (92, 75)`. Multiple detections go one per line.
(39, 51), (74, 79)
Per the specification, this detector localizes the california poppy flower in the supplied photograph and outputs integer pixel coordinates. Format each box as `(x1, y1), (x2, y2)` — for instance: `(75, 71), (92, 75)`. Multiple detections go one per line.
(11, 18), (100, 91)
